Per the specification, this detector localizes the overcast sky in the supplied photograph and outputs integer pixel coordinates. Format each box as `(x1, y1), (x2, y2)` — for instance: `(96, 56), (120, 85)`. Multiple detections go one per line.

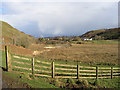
(0, 0), (119, 37)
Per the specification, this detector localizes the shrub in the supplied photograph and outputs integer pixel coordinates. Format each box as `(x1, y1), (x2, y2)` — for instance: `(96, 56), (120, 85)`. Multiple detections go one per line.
(16, 36), (31, 48)
(21, 44), (26, 48)
(76, 79), (83, 84)
(60, 83), (66, 88)
(67, 78), (75, 84)
(29, 75), (35, 79)
(82, 80), (89, 86)
(50, 79), (61, 87)
(94, 79), (100, 86)
(76, 79), (90, 88)
(72, 39), (79, 41)
(46, 41), (57, 44)
(76, 42), (82, 44)
(54, 79), (61, 87)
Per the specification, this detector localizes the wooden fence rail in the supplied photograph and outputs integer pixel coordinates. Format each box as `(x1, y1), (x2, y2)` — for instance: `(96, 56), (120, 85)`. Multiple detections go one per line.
(5, 45), (120, 79)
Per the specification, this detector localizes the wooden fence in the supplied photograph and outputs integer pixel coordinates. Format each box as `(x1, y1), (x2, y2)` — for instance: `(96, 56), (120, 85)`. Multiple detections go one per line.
(5, 46), (120, 79)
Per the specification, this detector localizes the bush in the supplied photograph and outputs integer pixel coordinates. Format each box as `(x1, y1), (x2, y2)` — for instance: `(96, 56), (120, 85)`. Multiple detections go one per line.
(50, 79), (61, 87)
(67, 78), (75, 84)
(72, 39), (79, 41)
(94, 79), (100, 86)
(46, 41), (57, 44)
(21, 44), (26, 48)
(76, 79), (83, 84)
(16, 36), (31, 48)
(60, 83), (66, 88)
(76, 42), (82, 44)
(55, 79), (61, 87)
(29, 75), (35, 79)
(82, 80), (89, 86)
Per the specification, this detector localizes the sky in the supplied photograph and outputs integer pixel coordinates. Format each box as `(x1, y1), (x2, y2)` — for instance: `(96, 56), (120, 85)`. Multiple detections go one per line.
(0, 0), (119, 37)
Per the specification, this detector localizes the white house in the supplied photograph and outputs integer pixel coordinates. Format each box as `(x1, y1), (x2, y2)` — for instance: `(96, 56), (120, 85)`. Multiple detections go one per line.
(82, 38), (92, 41)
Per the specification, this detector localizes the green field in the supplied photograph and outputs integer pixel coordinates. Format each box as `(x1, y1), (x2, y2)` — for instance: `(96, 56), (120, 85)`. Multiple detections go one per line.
(1, 51), (56, 88)
(90, 40), (118, 44)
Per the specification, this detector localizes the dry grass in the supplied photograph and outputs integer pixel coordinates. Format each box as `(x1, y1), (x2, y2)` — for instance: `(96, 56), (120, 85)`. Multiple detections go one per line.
(34, 44), (118, 66)
(2, 44), (33, 57)
(2, 41), (118, 66)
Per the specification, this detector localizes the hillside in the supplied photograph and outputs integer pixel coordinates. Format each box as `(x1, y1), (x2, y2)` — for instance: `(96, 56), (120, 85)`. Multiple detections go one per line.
(80, 28), (120, 40)
(1, 21), (36, 48)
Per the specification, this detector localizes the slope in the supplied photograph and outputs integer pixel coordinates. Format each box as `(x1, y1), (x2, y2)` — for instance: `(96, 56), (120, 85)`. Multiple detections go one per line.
(1, 21), (36, 48)
(80, 28), (119, 40)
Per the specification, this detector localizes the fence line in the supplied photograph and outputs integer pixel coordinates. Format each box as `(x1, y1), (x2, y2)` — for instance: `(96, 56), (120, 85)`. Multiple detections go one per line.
(13, 66), (31, 71)
(12, 55), (30, 61)
(5, 45), (120, 79)
(12, 60), (31, 66)
(55, 67), (76, 71)
(11, 55), (120, 79)
(79, 70), (96, 72)
(55, 63), (77, 68)
(35, 65), (51, 69)
(36, 60), (51, 65)
(56, 72), (76, 75)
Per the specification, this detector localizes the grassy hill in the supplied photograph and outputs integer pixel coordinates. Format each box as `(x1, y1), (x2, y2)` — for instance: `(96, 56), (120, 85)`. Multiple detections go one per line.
(1, 21), (36, 48)
(80, 28), (119, 40)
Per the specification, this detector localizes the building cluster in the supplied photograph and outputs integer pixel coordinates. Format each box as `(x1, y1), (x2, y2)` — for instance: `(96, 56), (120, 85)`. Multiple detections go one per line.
(81, 38), (93, 41)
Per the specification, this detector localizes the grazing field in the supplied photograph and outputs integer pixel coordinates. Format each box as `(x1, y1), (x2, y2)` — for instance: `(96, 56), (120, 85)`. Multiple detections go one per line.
(2, 40), (118, 66)
(33, 40), (118, 66)
(1, 44), (120, 88)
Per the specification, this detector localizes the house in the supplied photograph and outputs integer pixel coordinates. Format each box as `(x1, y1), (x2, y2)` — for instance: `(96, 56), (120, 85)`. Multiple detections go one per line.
(82, 38), (92, 41)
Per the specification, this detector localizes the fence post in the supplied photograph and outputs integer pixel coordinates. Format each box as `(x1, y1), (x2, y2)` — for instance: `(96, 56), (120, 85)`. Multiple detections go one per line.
(5, 46), (11, 71)
(32, 58), (34, 75)
(51, 61), (55, 78)
(77, 64), (79, 79)
(111, 67), (113, 79)
(96, 66), (98, 79)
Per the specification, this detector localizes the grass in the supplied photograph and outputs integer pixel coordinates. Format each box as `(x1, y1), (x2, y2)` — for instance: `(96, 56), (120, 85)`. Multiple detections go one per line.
(3, 40), (118, 67)
(35, 40), (118, 66)
(89, 40), (118, 44)
(12, 68), (32, 73)
(3, 71), (56, 88)
(2, 41), (119, 88)
(1, 20), (119, 88)
(2, 51), (6, 68)
(60, 78), (120, 88)
(2, 21), (36, 48)
(2, 51), (56, 88)
(9, 53), (120, 78)
(50, 77), (120, 88)
(12, 63), (31, 68)
(86, 78), (120, 88)
(73, 40), (118, 45)
(8, 54), (119, 81)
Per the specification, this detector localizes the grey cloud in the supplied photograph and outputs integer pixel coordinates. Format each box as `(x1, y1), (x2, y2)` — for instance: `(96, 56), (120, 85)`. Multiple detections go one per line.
(1, 2), (118, 37)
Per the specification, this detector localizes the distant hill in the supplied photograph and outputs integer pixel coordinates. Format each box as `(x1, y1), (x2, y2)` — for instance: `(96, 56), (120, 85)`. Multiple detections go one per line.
(1, 21), (36, 48)
(80, 28), (120, 40)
